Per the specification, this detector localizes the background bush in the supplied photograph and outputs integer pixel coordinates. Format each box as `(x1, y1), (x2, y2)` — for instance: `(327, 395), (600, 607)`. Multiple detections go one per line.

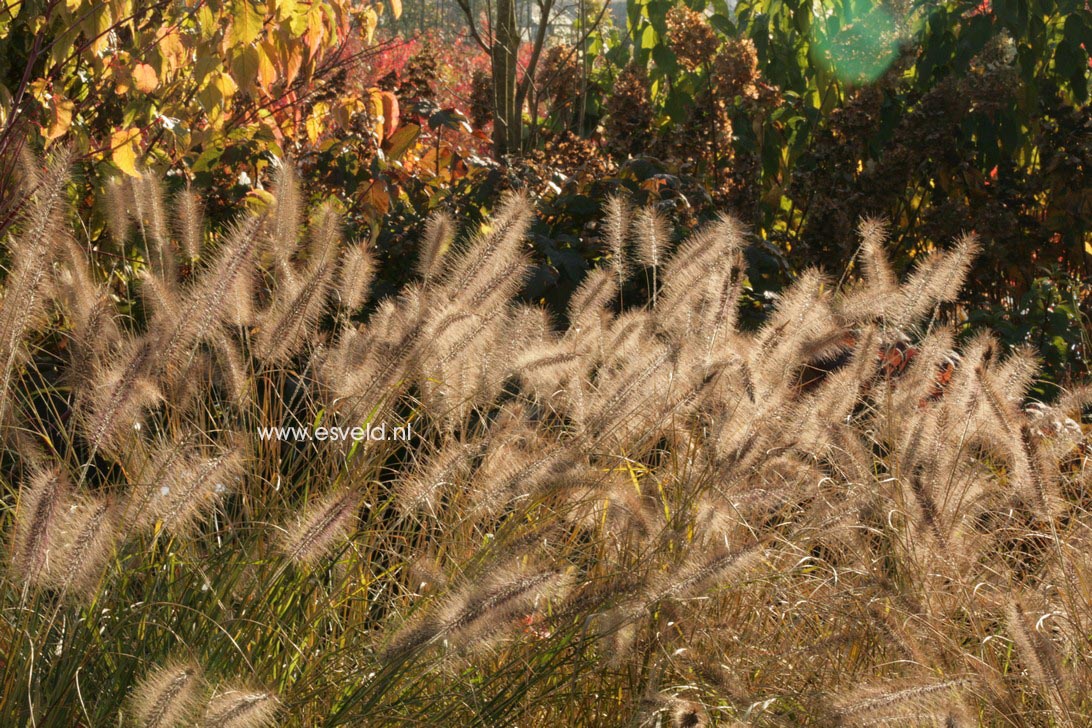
(2, 0), (1086, 392)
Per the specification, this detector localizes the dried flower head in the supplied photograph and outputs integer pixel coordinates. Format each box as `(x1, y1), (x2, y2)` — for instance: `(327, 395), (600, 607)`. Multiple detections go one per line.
(713, 37), (760, 99)
(539, 45), (581, 105)
(666, 6), (718, 72)
(604, 63), (654, 159)
(469, 69), (493, 129)
(51, 496), (119, 597)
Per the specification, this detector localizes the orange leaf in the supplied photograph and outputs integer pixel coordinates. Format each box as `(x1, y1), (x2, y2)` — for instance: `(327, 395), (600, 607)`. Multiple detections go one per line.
(279, 36), (302, 86)
(305, 5), (325, 57)
(379, 90), (399, 139)
(359, 179), (390, 217)
(45, 96), (74, 142)
(132, 62), (158, 93)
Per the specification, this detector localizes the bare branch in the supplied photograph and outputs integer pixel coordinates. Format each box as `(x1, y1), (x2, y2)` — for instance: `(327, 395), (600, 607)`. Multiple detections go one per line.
(454, 0), (492, 52)
(518, 0), (610, 110)
(516, 0), (556, 110)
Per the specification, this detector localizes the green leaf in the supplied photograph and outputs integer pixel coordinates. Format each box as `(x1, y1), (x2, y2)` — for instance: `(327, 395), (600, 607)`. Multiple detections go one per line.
(791, 6), (809, 35)
(651, 44), (677, 75)
(384, 123), (420, 161)
(709, 13), (736, 35)
(954, 16), (992, 71)
(1054, 39), (1081, 79)
(663, 86), (691, 123)
(639, 23), (657, 52)
(427, 108), (471, 133)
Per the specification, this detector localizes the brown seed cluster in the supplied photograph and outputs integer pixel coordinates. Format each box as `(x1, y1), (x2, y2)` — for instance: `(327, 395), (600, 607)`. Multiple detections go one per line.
(713, 37), (760, 99)
(469, 69), (493, 129)
(665, 6), (718, 72)
(604, 63), (654, 159)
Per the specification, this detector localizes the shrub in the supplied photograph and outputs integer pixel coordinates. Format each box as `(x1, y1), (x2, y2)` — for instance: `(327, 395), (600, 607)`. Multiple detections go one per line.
(543, 0), (1092, 386)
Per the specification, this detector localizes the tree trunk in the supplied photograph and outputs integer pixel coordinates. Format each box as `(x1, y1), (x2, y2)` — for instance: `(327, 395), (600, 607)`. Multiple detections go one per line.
(491, 0), (520, 157)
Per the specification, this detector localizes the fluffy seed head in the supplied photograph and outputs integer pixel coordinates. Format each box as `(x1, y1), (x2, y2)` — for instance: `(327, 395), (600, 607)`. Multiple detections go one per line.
(129, 661), (203, 728)
(9, 467), (70, 588)
(280, 486), (364, 565)
(204, 686), (280, 728)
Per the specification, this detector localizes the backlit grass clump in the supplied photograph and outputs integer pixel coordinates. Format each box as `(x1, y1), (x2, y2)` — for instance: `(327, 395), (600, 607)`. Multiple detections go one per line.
(1, 150), (1090, 726)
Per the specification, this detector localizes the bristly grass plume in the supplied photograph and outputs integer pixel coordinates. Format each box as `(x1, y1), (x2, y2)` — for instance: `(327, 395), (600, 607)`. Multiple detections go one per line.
(1, 149), (1090, 725)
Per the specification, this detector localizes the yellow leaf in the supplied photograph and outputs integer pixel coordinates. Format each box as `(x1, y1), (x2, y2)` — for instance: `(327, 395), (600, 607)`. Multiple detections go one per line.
(156, 29), (187, 76)
(305, 5), (325, 56)
(197, 72), (238, 124)
(366, 87), (385, 139)
(47, 37), (71, 74)
(360, 6), (377, 44)
(305, 101), (328, 143)
(109, 0), (130, 20)
(194, 48), (220, 86)
(388, 0), (401, 20)
(287, 4), (308, 35)
(232, 0), (264, 45)
(272, 0), (295, 21)
(28, 77), (48, 102)
(217, 71), (239, 98)
(0, 85), (10, 126)
(0, 0), (22, 37)
(45, 96), (74, 142)
(231, 45), (260, 92)
(114, 67), (131, 94)
(110, 127), (141, 177)
(196, 5), (217, 39)
(196, 82), (219, 118)
(132, 62), (158, 93)
(244, 188), (275, 212)
(305, 116), (321, 144)
(331, 102), (350, 129)
(340, 96), (366, 116)
(257, 41), (277, 93)
(83, 2), (112, 54)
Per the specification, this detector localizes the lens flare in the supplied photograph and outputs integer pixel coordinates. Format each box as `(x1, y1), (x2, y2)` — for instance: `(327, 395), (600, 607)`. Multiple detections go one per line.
(811, 6), (900, 85)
